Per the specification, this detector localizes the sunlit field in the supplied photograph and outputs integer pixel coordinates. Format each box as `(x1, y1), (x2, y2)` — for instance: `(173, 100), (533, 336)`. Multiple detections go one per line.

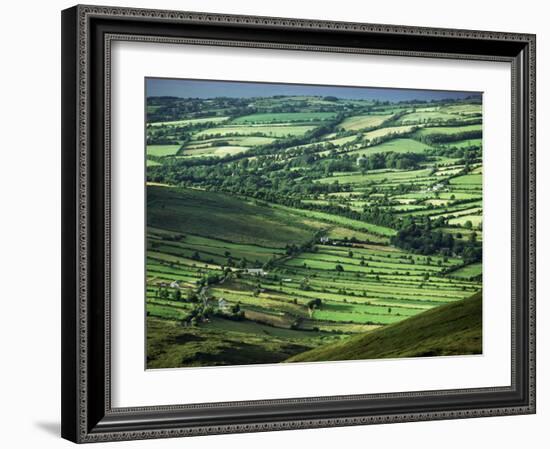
(145, 80), (483, 368)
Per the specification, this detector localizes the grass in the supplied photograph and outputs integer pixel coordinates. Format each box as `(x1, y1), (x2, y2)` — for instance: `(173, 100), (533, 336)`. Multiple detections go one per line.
(317, 168), (432, 185)
(287, 291), (482, 362)
(145, 95), (484, 369)
(232, 112), (337, 124)
(180, 145), (250, 158)
(326, 226), (388, 243)
(449, 263), (482, 279)
(149, 116), (229, 127)
(440, 138), (482, 149)
(146, 145), (181, 157)
(396, 111), (458, 124)
(148, 230), (285, 264)
(147, 186), (320, 248)
(440, 104), (482, 115)
(448, 215), (482, 227)
(272, 204), (396, 237)
(415, 124), (482, 137)
(339, 114), (390, 131)
(350, 138), (433, 156)
(449, 174), (482, 185)
(363, 125), (415, 141)
(147, 317), (330, 368)
(194, 125), (318, 138)
(186, 136), (276, 148)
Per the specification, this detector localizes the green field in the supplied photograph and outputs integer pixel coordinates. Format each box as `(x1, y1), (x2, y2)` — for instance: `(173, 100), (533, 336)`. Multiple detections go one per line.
(339, 114), (390, 131)
(194, 125), (317, 138)
(149, 116), (229, 127)
(449, 263), (482, 279)
(180, 145), (250, 158)
(415, 124), (482, 136)
(232, 112), (337, 124)
(350, 138), (433, 156)
(147, 186), (321, 248)
(395, 111), (457, 124)
(363, 125), (415, 141)
(145, 86), (483, 368)
(449, 174), (482, 185)
(440, 138), (482, 149)
(288, 291), (482, 362)
(441, 104), (482, 115)
(147, 145), (181, 157)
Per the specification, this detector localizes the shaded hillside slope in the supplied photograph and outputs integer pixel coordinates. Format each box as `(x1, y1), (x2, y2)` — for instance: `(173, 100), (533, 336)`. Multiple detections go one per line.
(287, 291), (482, 362)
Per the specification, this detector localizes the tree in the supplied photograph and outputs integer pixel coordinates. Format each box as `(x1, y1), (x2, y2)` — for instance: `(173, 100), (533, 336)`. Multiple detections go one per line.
(335, 264), (344, 272)
(464, 220), (473, 229)
(205, 273), (221, 285)
(186, 290), (198, 303)
(172, 289), (181, 301)
(307, 298), (322, 311)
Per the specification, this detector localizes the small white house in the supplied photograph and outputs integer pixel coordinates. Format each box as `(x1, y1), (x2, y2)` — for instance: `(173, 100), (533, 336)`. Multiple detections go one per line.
(319, 236), (330, 244)
(170, 280), (180, 289)
(243, 268), (267, 276)
(218, 298), (230, 311)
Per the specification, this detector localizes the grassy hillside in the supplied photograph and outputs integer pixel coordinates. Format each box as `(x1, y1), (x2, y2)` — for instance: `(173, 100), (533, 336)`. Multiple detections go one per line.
(286, 291), (482, 362)
(145, 90), (483, 369)
(147, 317), (319, 368)
(147, 185), (320, 248)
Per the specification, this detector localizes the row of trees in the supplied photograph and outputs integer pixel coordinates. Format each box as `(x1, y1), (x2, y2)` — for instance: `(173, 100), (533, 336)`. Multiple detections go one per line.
(390, 222), (482, 263)
(417, 129), (482, 146)
(357, 151), (428, 171)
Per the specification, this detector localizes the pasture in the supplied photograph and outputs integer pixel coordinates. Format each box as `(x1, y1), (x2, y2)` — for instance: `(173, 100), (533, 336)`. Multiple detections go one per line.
(194, 124), (317, 138)
(232, 112), (337, 124)
(350, 138), (432, 156)
(149, 116), (229, 127)
(145, 91), (484, 368)
(339, 114), (390, 131)
(146, 145), (181, 157)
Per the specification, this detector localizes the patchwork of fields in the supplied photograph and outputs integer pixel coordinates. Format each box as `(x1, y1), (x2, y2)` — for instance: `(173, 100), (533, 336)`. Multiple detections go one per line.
(145, 91), (483, 368)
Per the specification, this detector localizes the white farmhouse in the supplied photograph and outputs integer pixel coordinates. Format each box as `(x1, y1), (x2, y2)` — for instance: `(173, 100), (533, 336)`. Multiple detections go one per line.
(218, 298), (230, 311)
(243, 268), (268, 276)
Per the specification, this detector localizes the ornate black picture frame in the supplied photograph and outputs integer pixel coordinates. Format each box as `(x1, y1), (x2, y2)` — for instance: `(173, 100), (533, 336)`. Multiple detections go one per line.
(61, 4), (536, 443)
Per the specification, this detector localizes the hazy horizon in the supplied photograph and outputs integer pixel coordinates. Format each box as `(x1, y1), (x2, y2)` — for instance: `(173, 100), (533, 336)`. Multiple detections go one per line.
(146, 78), (481, 103)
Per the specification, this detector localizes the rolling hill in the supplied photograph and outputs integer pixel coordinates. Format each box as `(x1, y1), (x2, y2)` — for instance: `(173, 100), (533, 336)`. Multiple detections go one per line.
(147, 185), (321, 248)
(286, 291), (482, 362)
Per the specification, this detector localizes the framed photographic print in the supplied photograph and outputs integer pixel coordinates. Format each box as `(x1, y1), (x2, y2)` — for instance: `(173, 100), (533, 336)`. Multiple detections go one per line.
(61, 4), (536, 443)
